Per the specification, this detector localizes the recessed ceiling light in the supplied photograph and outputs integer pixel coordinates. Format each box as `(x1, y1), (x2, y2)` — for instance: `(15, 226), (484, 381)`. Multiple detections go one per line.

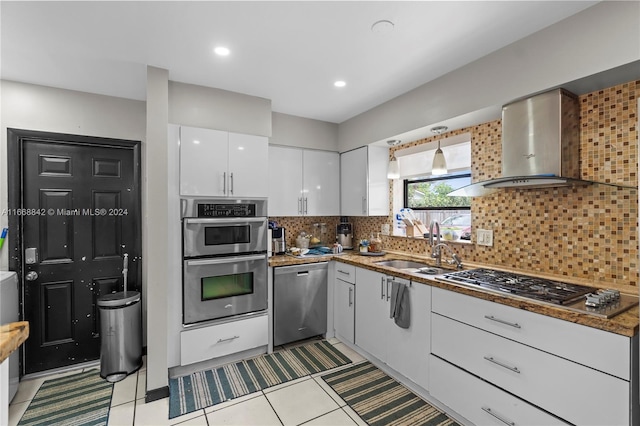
(214, 46), (230, 56)
(334, 80), (346, 88)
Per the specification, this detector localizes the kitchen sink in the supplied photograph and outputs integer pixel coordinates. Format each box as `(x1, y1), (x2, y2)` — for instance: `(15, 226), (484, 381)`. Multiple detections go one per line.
(374, 260), (445, 275)
(375, 260), (430, 269)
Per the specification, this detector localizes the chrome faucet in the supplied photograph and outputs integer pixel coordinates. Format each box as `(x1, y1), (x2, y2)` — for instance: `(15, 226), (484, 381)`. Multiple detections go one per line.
(432, 243), (464, 269)
(428, 220), (441, 266)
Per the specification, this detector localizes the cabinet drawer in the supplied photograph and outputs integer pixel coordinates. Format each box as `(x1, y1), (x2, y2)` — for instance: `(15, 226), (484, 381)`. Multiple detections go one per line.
(180, 314), (268, 366)
(432, 313), (630, 426)
(335, 262), (356, 284)
(430, 355), (568, 426)
(432, 287), (630, 380)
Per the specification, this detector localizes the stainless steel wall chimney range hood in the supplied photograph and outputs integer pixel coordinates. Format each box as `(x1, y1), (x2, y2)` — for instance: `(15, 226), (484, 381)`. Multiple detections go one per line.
(450, 88), (631, 197)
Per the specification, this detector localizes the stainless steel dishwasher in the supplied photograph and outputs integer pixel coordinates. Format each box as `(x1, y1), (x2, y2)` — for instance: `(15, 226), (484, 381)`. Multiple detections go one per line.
(273, 262), (328, 346)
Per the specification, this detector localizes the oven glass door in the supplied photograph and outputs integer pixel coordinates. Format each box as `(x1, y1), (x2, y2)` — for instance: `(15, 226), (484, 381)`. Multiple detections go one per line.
(183, 217), (267, 257)
(183, 254), (267, 324)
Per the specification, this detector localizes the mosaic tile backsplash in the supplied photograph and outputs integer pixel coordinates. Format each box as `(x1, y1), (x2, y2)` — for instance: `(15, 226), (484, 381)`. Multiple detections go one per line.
(383, 79), (638, 292)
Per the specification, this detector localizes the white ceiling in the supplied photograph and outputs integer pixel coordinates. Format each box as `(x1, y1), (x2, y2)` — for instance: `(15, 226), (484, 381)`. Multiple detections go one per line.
(1, 1), (599, 124)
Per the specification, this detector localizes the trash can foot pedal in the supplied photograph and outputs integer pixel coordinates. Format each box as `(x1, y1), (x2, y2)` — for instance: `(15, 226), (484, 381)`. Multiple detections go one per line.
(104, 372), (128, 383)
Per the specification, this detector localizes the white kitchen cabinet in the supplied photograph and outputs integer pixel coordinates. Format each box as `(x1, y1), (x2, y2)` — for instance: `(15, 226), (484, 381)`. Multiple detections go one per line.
(354, 267), (388, 359)
(340, 146), (388, 216)
(268, 146), (339, 216)
(430, 287), (637, 426)
(430, 355), (569, 426)
(180, 125), (268, 197)
(228, 132), (269, 198)
(354, 266), (430, 389)
(387, 280), (430, 389)
(333, 276), (355, 344)
(180, 313), (268, 366)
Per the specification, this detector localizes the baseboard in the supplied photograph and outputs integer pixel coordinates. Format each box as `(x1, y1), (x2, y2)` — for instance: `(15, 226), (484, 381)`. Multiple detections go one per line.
(145, 386), (169, 403)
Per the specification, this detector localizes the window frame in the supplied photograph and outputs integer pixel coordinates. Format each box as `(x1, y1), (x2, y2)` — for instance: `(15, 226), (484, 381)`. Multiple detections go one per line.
(403, 172), (472, 211)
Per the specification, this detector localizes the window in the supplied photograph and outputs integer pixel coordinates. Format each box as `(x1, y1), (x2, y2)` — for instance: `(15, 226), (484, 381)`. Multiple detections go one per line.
(391, 133), (473, 241)
(404, 172), (471, 210)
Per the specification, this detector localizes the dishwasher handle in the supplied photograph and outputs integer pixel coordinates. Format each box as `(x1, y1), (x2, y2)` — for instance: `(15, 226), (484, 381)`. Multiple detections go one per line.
(273, 262), (329, 276)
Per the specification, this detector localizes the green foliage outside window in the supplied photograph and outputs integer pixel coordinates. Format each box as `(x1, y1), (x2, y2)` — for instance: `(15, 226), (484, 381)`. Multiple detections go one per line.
(405, 173), (471, 209)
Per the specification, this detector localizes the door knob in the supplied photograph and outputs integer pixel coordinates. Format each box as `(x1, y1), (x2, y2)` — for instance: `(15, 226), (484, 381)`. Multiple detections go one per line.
(25, 271), (38, 281)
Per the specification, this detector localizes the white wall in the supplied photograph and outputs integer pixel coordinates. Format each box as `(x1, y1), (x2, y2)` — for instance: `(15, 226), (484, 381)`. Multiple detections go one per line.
(145, 66), (170, 394)
(0, 81), (146, 271)
(169, 81), (271, 137)
(338, 1), (640, 152)
(271, 112), (338, 151)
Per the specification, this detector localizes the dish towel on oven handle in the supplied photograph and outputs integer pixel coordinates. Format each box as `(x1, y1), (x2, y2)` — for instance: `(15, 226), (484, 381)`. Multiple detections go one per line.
(390, 281), (410, 328)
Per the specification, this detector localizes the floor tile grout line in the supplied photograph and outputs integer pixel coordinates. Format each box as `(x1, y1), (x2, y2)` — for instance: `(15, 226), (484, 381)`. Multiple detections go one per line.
(131, 371), (139, 426)
(296, 406), (350, 426)
(341, 406), (365, 426)
(202, 391), (263, 415)
(262, 389), (285, 426)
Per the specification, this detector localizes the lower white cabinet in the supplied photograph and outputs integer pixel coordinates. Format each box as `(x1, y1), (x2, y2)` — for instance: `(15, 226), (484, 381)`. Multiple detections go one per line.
(430, 355), (569, 426)
(334, 277), (355, 344)
(354, 267), (430, 389)
(180, 314), (268, 366)
(431, 287), (636, 426)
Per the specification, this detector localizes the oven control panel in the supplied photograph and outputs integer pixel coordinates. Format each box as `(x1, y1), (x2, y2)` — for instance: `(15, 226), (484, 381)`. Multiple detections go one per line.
(197, 203), (256, 217)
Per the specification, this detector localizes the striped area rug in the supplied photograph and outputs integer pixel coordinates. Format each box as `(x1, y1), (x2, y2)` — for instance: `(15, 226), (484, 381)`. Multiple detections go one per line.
(18, 370), (113, 426)
(169, 340), (352, 418)
(322, 362), (459, 426)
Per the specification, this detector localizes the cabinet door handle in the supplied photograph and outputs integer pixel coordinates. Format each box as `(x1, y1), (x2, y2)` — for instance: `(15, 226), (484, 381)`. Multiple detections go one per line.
(303, 197), (308, 214)
(230, 172), (234, 194)
(223, 172), (227, 195)
(362, 197), (367, 215)
(484, 356), (521, 374)
(481, 407), (516, 426)
(484, 315), (521, 329)
(386, 278), (392, 301)
(380, 277), (385, 300)
(217, 335), (240, 344)
(348, 287), (353, 306)
(298, 198), (303, 215)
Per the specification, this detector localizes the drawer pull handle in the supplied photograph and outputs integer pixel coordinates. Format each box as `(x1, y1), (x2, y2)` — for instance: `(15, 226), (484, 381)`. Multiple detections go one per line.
(217, 335), (240, 344)
(481, 407), (516, 426)
(337, 270), (351, 276)
(484, 356), (520, 374)
(484, 315), (521, 329)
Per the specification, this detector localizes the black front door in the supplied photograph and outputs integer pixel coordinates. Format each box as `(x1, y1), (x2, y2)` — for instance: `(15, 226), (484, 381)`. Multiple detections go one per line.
(7, 129), (141, 374)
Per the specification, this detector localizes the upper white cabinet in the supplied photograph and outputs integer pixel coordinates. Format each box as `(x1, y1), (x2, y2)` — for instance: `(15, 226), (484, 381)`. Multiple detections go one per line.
(268, 146), (340, 216)
(340, 146), (388, 216)
(180, 126), (269, 197)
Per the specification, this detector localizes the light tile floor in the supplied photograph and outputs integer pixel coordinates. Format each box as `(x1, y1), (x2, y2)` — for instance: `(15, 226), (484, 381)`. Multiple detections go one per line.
(8, 339), (369, 426)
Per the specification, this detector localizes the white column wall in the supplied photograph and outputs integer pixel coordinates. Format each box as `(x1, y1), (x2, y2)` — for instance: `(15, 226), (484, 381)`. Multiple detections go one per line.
(145, 66), (169, 394)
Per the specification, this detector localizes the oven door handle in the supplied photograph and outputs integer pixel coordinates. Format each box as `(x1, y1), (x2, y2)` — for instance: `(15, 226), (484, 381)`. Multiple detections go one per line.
(184, 218), (266, 225)
(186, 254), (267, 266)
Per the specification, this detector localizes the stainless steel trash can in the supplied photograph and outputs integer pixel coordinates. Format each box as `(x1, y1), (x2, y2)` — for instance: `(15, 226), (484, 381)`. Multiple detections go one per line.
(97, 291), (142, 382)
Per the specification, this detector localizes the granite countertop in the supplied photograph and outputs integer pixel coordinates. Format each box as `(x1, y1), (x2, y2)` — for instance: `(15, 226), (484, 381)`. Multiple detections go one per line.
(0, 321), (29, 364)
(269, 252), (639, 337)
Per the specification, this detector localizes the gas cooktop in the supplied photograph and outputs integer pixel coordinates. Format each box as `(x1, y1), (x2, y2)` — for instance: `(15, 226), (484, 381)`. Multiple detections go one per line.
(438, 268), (638, 318)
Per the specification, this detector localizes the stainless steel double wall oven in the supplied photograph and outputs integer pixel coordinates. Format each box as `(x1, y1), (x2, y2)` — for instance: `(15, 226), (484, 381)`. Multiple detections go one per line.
(181, 198), (268, 325)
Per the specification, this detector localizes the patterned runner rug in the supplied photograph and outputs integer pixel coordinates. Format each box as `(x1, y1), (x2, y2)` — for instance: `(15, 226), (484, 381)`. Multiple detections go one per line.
(18, 369), (113, 426)
(322, 361), (459, 426)
(169, 340), (352, 418)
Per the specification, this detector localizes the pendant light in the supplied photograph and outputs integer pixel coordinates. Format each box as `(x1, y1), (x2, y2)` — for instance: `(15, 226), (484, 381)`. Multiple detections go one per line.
(387, 139), (401, 179)
(431, 126), (448, 175)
